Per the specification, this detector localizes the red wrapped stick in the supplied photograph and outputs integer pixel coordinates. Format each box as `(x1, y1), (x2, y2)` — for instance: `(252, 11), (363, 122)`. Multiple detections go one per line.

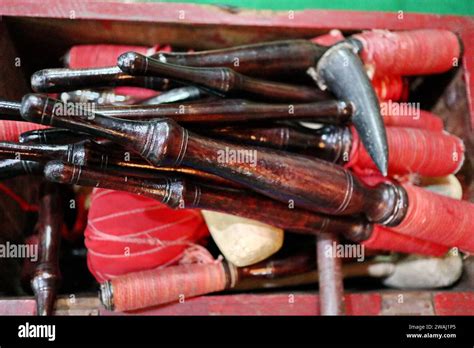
(361, 225), (449, 257)
(392, 183), (474, 253)
(103, 225), (449, 312)
(0, 121), (47, 142)
(347, 126), (464, 177)
(353, 29), (461, 75)
(381, 106), (444, 132)
(103, 262), (228, 312)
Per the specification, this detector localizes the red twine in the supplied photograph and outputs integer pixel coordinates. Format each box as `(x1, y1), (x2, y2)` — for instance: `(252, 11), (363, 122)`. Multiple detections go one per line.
(392, 183), (474, 253)
(347, 126), (464, 177)
(110, 262), (227, 312)
(354, 29), (461, 76)
(381, 105), (445, 132)
(362, 225), (449, 257)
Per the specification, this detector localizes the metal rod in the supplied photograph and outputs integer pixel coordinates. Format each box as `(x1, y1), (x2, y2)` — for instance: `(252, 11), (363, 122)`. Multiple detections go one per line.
(316, 233), (345, 315)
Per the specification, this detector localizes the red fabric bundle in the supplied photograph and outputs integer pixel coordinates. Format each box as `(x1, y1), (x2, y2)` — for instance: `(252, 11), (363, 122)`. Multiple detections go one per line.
(0, 121), (47, 142)
(85, 189), (209, 282)
(354, 29), (461, 75)
(372, 75), (408, 102)
(347, 126), (464, 177)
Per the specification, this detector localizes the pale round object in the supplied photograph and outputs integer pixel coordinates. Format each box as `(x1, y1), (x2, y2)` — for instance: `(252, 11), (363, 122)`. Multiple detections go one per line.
(419, 174), (463, 200)
(201, 210), (284, 267)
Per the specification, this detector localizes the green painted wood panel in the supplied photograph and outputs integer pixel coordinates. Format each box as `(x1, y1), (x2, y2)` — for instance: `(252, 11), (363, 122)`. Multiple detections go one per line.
(138, 0), (474, 16)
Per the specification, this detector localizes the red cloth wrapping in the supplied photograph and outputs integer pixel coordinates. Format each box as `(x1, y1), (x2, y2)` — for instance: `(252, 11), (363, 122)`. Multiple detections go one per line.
(392, 183), (474, 253)
(0, 121), (47, 142)
(381, 106), (444, 132)
(85, 189), (209, 282)
(110, 262), (227, 312)
(354, 29), (461, 75)
(347, 126), (464, 177)
(372, 75), (408, 102)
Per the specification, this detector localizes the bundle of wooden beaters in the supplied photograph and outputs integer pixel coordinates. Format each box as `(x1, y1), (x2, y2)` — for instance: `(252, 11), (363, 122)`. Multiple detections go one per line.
(0, 28), (472, 315)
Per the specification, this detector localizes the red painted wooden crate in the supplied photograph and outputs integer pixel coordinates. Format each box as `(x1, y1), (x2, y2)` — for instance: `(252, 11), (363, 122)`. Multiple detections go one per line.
(0, 1), (473, 315)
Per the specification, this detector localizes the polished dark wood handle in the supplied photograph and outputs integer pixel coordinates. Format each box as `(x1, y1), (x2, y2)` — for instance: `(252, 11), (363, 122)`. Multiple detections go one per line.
(0, 140), (114, 168)
(118, 52), (331, 103)
(157, 39), (326, 77)
(21, 94), (406, 224)
(0, 159), (43, 180)
(0, 141), (72, 163)
(95, 99), (351, 124)
(44, 160), (372, 242)
(31, 182), (62, 316)
(20, 128), (88, 145)
(0, 100), (23, 121)
(204, 124), (351, 162)
(2, 134), (240, 188)
(31, 66), (176, 93)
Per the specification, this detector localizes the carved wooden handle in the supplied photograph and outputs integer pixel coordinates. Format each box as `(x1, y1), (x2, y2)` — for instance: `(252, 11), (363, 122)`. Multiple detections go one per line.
(31, 66), (175, 93)
(157, 39), (326, 77)
(46, 161), (454, 255)
(95, 98), (351, 124)
(0, 100), (23, 121)
(118, 52), (331, 102)
(205, 124), (350, 162)
(44, 160), (372, 242)
(21, 94), (404, 224)
(0, 159), (43, 180)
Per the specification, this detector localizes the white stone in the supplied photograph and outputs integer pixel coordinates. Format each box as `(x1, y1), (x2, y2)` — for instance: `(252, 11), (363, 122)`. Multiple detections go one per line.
(201, 210), (284, 267)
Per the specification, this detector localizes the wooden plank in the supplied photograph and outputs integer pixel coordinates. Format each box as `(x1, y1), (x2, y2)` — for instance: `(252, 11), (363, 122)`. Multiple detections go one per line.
(380, 292), (435, 315)
(1, 292), (473, 315)
(434, 292), (474, 315)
